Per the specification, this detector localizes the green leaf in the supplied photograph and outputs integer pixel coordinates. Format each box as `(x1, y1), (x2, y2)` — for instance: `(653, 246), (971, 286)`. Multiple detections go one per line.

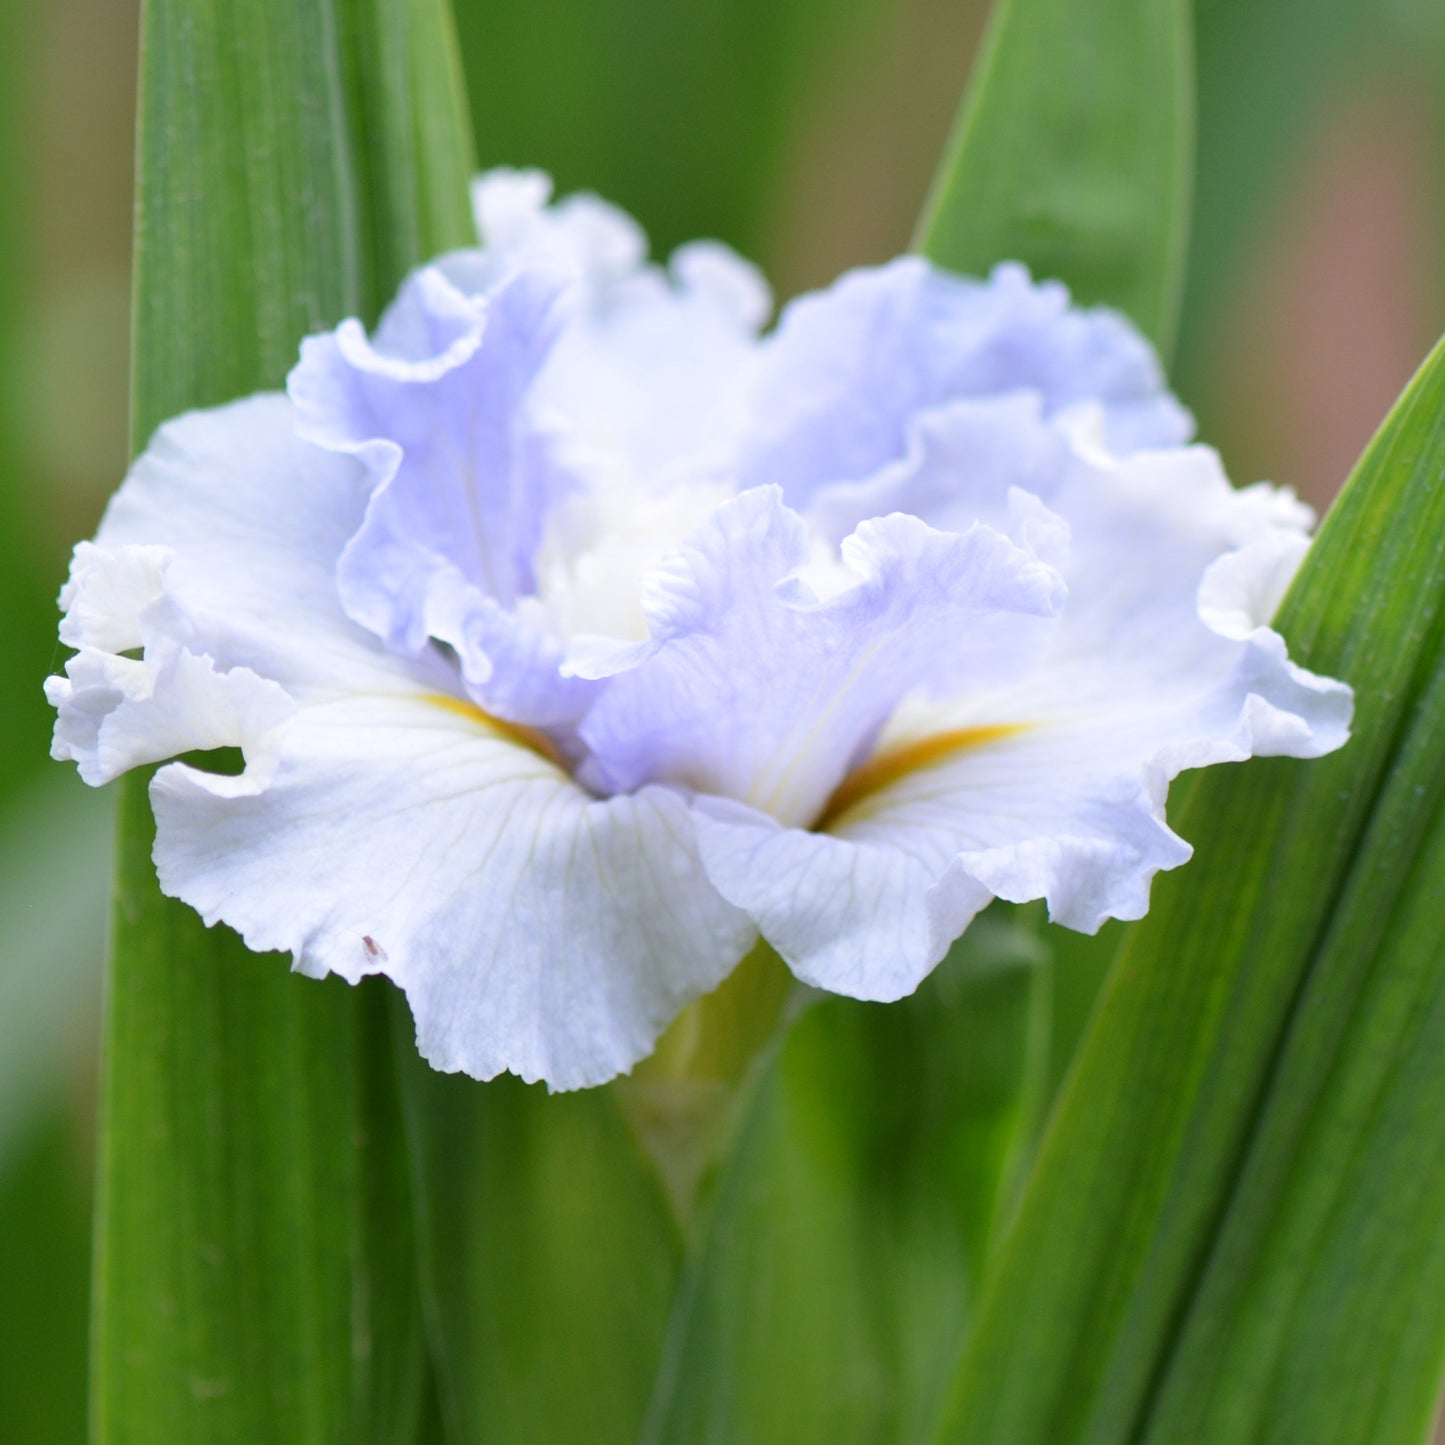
(130, 0), (473, 421)
(0, 1098), (92, 1445)
(932, 336), (1445, 1444)
(914, 0), (1193, 350)
(394, 1018), (685, 1445)
(644, 920), (1050, 1445)
(94, 0), (473, 1440)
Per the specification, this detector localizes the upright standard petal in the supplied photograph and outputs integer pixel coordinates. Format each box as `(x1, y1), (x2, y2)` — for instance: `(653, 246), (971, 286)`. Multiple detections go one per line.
(288, 264), (596, 728)
(470, 167), (649, 298)
(469, 168), (770, 483)
(529, 242), (770, 486)
(737, 258), (1192, 511)
(290, 266), (572, 618)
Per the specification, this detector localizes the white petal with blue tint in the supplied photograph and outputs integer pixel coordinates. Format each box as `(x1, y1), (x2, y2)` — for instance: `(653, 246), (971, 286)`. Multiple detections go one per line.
(65, 396), (412, 694)
(55, 541), (172, 654)
(526, 242), (770, 487)
(691, 798), (997, 1000)
(290, 268), (578, 653)
(152, 693), (752, 1090)
(47, 638), (294, 789)
(737, 257), (1192, 512)
(470, 167), (648, 297)
(469, 168), (770, 481)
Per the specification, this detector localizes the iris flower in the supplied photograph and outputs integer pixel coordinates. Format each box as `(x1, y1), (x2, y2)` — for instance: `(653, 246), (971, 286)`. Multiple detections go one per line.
(47, 171), (1352, 1089)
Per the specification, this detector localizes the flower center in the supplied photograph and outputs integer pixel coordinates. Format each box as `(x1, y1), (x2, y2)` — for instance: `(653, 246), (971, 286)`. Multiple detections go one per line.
(521, 471), (736, 644)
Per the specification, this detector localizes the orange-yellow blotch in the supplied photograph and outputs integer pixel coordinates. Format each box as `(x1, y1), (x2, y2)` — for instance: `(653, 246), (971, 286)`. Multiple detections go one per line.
(424, 693), (568, 771)
(815, 722), (1027, 831)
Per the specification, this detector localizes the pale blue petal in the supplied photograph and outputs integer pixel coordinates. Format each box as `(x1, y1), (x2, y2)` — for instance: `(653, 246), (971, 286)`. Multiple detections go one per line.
(470, 167), (649, 297)
(689, 720), (1188, 1000)
(53, 394), (423, 698)
(691, 797), (995, 1000)
(151, 692), (754, 1090)
(443, 594), (599, 733)
(805, 393), (1076, 545)
(288, 264), (593, 726)
(578, 485), (1065, 828)
(468, 168), (770, 486)
(528, 241), (770, 487)
(290, 265), (570, 612)
(738, 258), (1192, 512)
(46, 394), (443, 785)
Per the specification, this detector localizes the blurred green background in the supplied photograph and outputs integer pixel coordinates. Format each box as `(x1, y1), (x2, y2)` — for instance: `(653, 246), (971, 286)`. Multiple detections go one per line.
(2, 0), (1444, 1438)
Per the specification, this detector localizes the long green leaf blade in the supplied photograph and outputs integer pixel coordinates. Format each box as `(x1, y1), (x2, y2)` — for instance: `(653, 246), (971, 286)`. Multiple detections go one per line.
(1141, 603), (1445, 1441)
(94, 0), (472, 1439)
(933, 336), (1445, 1444)
(914, 0), (1192, 349)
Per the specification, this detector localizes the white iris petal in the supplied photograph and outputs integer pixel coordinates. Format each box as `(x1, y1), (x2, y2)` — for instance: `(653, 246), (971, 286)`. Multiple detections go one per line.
(46, 170), (1352, 1089)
